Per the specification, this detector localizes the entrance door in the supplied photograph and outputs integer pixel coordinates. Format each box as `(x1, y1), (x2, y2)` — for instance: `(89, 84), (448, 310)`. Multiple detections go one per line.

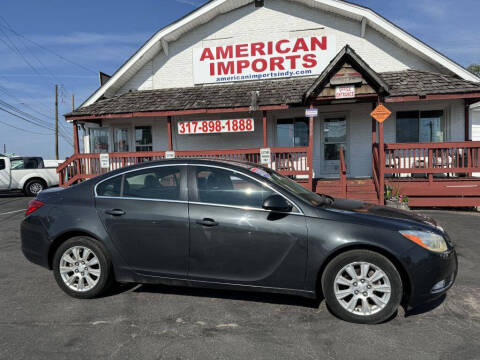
(321, 117), (347, 176)
(187, 165), (308, 290)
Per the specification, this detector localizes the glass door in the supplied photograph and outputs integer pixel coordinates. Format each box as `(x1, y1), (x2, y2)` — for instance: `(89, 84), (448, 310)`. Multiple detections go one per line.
(322, 117), (347, 176)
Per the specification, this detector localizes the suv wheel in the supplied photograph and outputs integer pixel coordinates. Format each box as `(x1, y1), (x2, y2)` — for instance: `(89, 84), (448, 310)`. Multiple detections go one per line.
(322, 250), (403, 324)
(53, 236), (113, 299)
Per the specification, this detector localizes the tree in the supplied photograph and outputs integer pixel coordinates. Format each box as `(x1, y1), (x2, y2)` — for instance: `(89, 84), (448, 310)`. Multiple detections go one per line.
(468, 64), (480, 76)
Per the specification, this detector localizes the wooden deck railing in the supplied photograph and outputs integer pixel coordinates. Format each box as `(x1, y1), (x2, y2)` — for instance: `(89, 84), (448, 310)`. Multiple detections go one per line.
(57, 147), (311, 187)
(383, 141), (480, 181)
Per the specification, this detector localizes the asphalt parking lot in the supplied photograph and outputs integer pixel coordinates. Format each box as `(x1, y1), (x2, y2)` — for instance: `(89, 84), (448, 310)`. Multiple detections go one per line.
(1, 194), (479, 360)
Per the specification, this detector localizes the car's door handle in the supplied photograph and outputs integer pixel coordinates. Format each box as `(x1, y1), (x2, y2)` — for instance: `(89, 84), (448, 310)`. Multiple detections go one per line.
(196, 218), (218, 227)
(105, 209), (126, 216)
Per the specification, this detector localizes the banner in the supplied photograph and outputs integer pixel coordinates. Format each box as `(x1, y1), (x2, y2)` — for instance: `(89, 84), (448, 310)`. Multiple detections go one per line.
(193, 36), (336, 84)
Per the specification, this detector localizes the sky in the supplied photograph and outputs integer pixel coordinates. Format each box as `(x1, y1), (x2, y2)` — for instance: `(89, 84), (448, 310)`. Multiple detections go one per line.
(0, 0), (478, 159)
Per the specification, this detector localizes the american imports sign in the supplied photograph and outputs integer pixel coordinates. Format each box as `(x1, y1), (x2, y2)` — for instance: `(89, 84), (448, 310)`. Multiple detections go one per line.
(193, 36), (336, 84)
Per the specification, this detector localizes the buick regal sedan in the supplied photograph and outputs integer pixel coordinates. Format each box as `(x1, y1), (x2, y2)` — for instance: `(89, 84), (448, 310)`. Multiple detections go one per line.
(21, 159), (457, 324)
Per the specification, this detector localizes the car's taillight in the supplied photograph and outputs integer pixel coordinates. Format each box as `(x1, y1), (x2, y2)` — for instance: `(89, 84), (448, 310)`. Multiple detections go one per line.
(25, 200), (45, 216)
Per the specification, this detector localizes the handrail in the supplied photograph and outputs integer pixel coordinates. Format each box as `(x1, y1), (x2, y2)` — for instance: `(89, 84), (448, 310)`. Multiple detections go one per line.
(56, 147), (311, 187)
(383, 141), (480, 177)
(372, 144), (381, 203)
(339, 147), (347, 198)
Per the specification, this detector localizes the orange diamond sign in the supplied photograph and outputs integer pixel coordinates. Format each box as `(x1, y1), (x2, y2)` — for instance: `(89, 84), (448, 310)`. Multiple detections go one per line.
(371, 104), (392, 123)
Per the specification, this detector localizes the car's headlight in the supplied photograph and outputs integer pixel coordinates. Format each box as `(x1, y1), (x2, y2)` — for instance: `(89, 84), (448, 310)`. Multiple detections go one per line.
(399, 230), (448, 253)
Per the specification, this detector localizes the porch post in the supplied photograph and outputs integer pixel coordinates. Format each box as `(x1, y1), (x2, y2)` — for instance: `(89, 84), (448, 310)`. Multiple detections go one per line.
(167, 116), (173, 151)
(308, 104), (315, 191)
(371, 103), (377, 145)
(377, 99), (385, 205)
(73, 121), (80, 155)
(465, 101), (470, 141)
(262, 111), (268, 148)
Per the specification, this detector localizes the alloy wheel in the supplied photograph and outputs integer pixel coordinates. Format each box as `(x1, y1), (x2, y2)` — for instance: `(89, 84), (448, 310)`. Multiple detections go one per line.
(333, 261), (392, 316)
(59, 246), (101, 292)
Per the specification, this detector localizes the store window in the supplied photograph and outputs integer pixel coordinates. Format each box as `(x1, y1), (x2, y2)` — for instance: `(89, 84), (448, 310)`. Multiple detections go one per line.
(89, 128), (109, 153)
(276, 118), (309, 147)
(396, 110), (445, 143)
(114, 128), (129, 152)
(135, 126), (153, 152)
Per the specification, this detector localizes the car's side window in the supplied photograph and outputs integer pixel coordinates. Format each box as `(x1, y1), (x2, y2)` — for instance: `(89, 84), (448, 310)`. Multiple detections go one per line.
(96, 175), (122, 197)
(195, 166), (276, 209)
(0, 159), (5, 170)
(123, 166), (182, 201)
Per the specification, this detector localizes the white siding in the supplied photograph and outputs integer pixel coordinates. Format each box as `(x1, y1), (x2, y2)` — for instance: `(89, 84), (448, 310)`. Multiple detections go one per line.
(471, 109), (480, 141)
(117, 0), (442, 93)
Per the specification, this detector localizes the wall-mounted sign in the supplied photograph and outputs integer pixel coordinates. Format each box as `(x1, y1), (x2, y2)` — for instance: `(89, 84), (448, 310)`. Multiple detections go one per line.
(335, 85), (355, 99)
(193, 36), (336, 84)
(178, 119), (254, 135)
(371, 104), (392, 123)
(305, 108), (318, 117)
(330, 72), (363, 86)
(99, 153), (110, 169)
(165, 151), (176, 159)
(260, 148), (271, 165)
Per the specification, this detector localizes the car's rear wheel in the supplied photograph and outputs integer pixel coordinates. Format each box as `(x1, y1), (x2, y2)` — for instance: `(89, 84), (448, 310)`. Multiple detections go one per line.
(53, 236), (113, 299)
(24, 179), (46, 197)
(322, 250), (403, 324)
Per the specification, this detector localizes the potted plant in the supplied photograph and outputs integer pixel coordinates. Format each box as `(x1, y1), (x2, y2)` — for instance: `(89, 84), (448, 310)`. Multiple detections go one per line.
(385, 184), (410, 210)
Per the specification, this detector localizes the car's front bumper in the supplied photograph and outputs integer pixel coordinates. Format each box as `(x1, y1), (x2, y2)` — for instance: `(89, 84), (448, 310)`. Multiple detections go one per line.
(405, 246), (458, 308)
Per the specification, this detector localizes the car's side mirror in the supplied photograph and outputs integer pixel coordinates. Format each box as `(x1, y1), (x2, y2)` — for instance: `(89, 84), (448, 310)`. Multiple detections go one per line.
(262, 194), (293, 212)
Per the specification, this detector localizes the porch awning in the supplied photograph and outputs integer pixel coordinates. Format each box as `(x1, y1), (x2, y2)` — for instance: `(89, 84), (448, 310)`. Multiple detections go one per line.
(66, 69), (480, 119)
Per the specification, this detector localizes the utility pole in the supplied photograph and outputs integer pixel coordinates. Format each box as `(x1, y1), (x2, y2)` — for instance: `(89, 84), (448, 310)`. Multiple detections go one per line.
(3, 144), (5, 154)
(55, 84), (59, 160)
(72, 93), (76, 153)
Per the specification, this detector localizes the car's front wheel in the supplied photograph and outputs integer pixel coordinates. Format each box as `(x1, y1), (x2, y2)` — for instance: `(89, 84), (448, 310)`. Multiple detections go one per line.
(322, 250), (403, 324)
(53, 236), (113, 299)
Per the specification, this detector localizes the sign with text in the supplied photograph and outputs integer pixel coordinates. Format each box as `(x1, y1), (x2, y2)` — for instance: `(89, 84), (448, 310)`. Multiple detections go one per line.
(371, 104), (392, 123)
(193, 36), (336, 84)
(165, 151), (176, 159)
(335, 85), (355, 99)
(178, 119), (254, 135)
(305, 108), (318, 117)
(260, 148), (271, 165)
(99, 153), (110, 169)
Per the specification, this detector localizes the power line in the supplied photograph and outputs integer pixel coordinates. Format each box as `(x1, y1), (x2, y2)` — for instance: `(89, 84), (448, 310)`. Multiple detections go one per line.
(0, 89), (73, 144)
(0, 118), (51, 135)
(0, 17), (97, 75)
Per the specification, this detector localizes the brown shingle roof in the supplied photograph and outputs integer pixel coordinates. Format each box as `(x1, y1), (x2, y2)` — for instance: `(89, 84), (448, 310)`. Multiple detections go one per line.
(67, 70), (480, 117)
(382, 70), (480, 96)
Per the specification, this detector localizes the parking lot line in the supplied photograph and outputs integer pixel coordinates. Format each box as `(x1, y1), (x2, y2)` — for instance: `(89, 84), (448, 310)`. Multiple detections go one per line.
(0, 209), (26, 216)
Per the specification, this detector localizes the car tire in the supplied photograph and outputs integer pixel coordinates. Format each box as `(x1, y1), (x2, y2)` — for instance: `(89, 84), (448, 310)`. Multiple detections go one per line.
(321, 249), (403, 324)
(53, 236), (114, 299)
(24, 179), (46, 197)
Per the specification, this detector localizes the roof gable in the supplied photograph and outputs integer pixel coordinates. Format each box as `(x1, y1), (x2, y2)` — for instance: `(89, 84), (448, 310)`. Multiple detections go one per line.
(304, 45), (389, 101)
(80, 0), (479, 108)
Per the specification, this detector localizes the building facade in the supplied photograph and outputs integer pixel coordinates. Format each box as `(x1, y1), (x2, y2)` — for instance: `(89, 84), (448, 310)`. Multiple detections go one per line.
(61, 0), (480, 206)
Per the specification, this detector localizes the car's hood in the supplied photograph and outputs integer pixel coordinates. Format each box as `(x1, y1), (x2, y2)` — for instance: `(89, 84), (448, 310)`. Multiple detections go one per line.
(324, 198), (441, 231)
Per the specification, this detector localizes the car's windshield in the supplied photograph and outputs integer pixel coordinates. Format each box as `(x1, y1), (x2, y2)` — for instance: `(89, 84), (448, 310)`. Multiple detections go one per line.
(249, 166), (333, 207)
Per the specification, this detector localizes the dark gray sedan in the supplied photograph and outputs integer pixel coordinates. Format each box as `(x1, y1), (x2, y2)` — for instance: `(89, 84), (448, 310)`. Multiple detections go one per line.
(21, 159), (457, 324)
